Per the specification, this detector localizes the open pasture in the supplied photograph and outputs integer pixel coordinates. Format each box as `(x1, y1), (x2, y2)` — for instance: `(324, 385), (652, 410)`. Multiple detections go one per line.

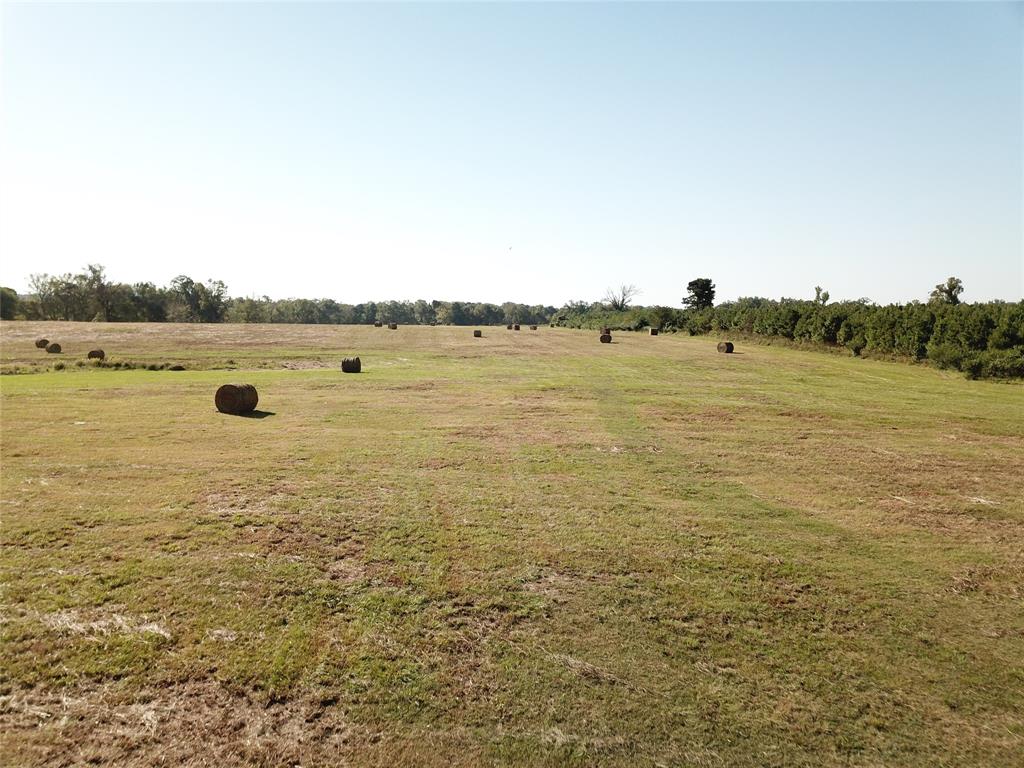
(1, 322), (1022, 766)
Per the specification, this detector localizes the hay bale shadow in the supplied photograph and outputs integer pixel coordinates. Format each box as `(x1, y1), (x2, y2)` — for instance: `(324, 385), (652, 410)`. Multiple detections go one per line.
(239, 410), (276, 419)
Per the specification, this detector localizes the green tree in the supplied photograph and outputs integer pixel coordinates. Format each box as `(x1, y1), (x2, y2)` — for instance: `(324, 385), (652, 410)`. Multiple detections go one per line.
(0, 287), (19, 319)
(169, 276), (229, 322)
(84, 264), (113, 320)
(683, 278), (715, 309)
(129, 282), (168, 322)
(412, 299), (436, 325)
(930, 276), (963, 305)
(30, 273), (91, 320)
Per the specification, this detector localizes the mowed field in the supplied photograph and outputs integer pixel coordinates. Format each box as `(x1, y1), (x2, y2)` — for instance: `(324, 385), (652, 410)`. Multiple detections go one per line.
(1, 321), (1022, 767)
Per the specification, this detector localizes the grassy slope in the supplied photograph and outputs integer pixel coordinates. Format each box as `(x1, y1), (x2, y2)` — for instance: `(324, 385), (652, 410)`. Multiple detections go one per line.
(1, 322), (1022, 767)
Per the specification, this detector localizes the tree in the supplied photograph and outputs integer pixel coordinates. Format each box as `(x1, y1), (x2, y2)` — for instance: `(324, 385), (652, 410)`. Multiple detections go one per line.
(84, 264), (113, 320)
(604, 284), (639, 311)
(814, 286), (830, 305)
(930, 276), (964, 305)
(129, 282), (168, 322)
(683, 278), (715, 310)
(0, 287), (19, 319)
(412, 299), (436, 325)
(198, 280), (229, 322)
(169, 276), (229, 322)
(29, 272), (91, 320)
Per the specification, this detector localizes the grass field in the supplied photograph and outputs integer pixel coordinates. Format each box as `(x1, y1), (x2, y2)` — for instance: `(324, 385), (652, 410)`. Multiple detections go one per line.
(1, 321), (1022, 767)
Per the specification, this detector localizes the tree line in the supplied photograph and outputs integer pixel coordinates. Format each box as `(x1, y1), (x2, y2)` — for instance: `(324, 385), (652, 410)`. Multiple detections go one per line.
(2, 267), (1021, 378)
(0, 266), (555, 326)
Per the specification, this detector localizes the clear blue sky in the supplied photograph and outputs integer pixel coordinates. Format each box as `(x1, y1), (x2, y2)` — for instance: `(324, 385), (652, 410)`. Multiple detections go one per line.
(1, 1), (1021, 306)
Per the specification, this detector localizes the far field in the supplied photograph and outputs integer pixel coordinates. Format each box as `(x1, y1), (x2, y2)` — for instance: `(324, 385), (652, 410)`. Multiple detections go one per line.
(1, 321), (1022, 767)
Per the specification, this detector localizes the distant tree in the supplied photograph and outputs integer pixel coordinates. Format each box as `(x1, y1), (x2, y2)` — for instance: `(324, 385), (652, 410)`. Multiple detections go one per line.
(0, 287), (19, 319)
(447, 301), (469, 325)
(30, 272), (91, 320)
(128, 282), (168, 322)
(434, 302), (453, 325)
(604, 284), (639, 311)
(930, 276), (964, 305)
(84, 264), (113, 320)
(227, 297), (268, 324)
(412, 299), (436, 325)
(169, 276), (200, 320)
(814, 286), (830, 305)
(683, 278), (715, 310)
(169, 276), (229, 322)
(501, 301), (519, 324)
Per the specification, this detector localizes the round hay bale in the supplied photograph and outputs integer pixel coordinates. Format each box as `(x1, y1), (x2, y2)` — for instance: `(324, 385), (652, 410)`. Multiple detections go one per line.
(717, 341), (734, 353)
(388, 323), (398, 330)
(514, 324), (520, 331)
(530, 325), (538, 331)
(35, 338), (49, 349)
(506, 324), (513, 330)
(215, 383), (259, 415)
(168, 364), (186, 371)
(341, 356), (361, 373)
(87, 349), (105, 360)
(599, 333), (612, 344)
(473, 330), (482, 338)
(649, 328), (659, 336)
(373, 321), (383, 327)
(45, 342), (62, 354)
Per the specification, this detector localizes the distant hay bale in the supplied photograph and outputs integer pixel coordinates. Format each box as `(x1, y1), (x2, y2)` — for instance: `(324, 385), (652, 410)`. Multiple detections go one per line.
(341, 356), (361, 373)
(600, 333), (612, 344)
(649, 328), (659, 336)
(373, 321), (382, 327)
(215, 383), (259, 415)
(473, 330), (482, 338)
(168, 364), (186, 371)
(530, 325), (538, 331)
(388, 323), (398, 330)
(506, 324), (513, 330)
(87, 349), (105, 360)
(717, 341), (734, 353)
(35, 338), (49, 349)
(514, 324), (520, 330)
(45, 342), (62, 354)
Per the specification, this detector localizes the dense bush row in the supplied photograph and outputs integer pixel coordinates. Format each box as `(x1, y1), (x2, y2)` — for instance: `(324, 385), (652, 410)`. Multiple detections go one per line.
(551, 298), (1024, 379)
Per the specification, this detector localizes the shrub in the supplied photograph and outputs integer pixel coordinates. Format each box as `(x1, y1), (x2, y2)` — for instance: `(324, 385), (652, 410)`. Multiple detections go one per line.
(963, 348), (1024, 380)
(927, 341), (967, 371)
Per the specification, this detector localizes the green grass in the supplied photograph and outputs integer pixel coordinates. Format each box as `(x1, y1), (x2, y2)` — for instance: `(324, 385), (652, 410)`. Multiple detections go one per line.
(1, 321), (1022, 766)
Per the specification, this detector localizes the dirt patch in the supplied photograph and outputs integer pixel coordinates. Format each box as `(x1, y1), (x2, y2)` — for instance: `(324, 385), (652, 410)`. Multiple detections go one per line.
(390, 381), (438, 391)
(644, 405), (738, 427)
(418, 457), (466, 471)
